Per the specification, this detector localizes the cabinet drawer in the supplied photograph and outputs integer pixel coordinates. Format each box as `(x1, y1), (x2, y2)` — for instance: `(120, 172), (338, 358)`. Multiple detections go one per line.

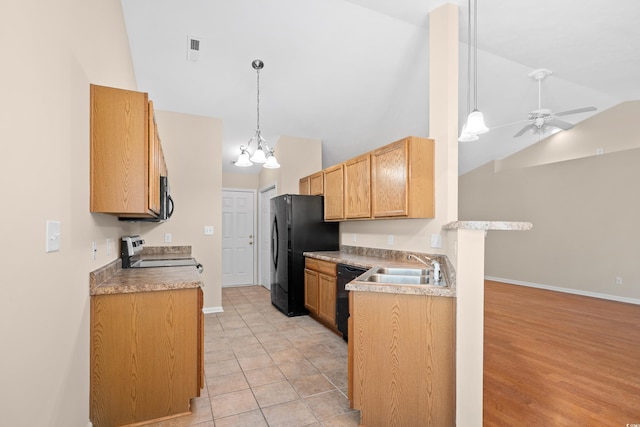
(305, 258), (336, 276)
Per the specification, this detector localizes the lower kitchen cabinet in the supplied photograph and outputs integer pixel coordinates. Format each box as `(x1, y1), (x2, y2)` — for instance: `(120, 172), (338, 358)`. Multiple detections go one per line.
(304, 257), (338, 331)
(90, 287), (203, 427)
(350, 290), (455, 427)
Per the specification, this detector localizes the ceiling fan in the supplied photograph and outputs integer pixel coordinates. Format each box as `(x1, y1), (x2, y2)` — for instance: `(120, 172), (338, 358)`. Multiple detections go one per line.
(512, 68), (597, 138)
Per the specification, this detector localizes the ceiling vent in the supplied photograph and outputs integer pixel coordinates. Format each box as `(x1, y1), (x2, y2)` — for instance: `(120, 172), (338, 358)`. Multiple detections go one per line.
(187, 36), (201, 62)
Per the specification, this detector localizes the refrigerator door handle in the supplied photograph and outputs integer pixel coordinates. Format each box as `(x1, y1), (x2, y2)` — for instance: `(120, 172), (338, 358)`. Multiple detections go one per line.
(271, 216), (279, 269)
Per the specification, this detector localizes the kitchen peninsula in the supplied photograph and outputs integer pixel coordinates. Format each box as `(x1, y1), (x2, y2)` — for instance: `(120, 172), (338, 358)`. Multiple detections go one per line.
(303, 246), (456, 426)
(89, 247), (204, 427)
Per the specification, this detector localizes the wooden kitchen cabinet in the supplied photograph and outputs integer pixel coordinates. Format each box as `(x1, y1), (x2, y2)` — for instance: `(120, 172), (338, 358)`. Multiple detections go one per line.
(344, 154), (371, 219)
(90, 287), (203, 427)
(350, 291), (455, 426)
(299, 176), (310, 195)
(309, 171), (324, 195)
(323, 164), (344, 221)
(304, 257), (338, 330)
(304, 267), (319, 314)
(90, 84), (166, 218)
(371, 136), (434, 218)
(299, 171), (324, 195)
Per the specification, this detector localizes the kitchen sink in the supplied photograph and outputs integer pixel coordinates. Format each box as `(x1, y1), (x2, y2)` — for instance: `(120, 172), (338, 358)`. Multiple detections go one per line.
(366, 273), (430, 285)
(374, 267), (429, 276)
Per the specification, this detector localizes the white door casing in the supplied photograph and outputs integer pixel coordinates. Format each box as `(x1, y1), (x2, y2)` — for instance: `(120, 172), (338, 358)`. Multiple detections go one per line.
(221, 190), (255, 286)
(258, 185), (277, 289)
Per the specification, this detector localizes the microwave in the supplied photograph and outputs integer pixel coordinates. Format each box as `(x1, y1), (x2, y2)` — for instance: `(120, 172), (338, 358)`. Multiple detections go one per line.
(119, 176), (174, 222)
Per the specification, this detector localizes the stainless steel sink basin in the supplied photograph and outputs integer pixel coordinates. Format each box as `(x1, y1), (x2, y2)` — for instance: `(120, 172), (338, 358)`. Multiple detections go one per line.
(366, 274), (430, 285)
(375, 267), (429, 276)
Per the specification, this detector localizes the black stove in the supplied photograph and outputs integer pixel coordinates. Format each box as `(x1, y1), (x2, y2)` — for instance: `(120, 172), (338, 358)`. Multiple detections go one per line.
(120, 235), (202, 273)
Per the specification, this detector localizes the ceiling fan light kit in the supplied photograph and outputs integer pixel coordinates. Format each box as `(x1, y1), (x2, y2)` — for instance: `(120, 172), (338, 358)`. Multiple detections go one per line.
(235, 59), (280, 169)
(512, 68), (596, 138)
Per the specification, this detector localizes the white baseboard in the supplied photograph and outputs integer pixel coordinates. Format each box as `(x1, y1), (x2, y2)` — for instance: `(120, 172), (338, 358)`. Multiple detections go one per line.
(485, 276), (640, 306)
(203, 306), (224, 314)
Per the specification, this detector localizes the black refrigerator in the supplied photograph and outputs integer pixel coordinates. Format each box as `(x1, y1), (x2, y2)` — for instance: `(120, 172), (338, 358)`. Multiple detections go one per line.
(270, 194), (339, 316)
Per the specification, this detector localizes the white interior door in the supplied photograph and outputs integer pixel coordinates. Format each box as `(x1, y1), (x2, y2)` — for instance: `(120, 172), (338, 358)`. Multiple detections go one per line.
(258, 186), (277, 289)
(221, 190), (255, 287)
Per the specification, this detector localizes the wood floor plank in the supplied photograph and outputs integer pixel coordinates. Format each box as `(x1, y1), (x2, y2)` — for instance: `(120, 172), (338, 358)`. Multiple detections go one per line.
(484, 280), (640, 426)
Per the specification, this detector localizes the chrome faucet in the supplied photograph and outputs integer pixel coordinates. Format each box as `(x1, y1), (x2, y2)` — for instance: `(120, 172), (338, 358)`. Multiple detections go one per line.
(407, 254), (442, 284)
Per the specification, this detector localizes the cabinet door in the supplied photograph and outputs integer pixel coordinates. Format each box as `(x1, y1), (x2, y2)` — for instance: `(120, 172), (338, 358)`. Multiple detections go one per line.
(323, 164), (344, 221)
(309, 171), (324, 195)
(344, 154), (371, 219)
(371, 138), (409, 217)
(299, 176), (310, 195)
(90, 84), (149, 215)
(90, 289), (199, 426)
(317, 273), (337, 326)
(304, 268), (319, 315)
(148, 101), (161, 215)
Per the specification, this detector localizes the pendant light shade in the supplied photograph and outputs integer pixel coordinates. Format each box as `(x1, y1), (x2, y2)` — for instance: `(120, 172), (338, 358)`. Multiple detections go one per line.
(235, 59), (280, 169)
(235, 149), (252, 167)
(466, 110), (489, 135)
(458, 123), (479, 142)
(263, 154), (280, 169)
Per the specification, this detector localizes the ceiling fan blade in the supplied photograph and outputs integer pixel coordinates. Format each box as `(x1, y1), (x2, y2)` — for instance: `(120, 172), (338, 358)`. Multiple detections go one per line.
(555, 106), (597, 117)
(546, 118), (574, 131)
(513, 124), (537, 137)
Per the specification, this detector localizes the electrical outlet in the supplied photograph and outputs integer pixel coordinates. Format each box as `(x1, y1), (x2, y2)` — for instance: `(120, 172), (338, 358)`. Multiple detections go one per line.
(430, 233), (442, 248)
(106, 238), (112, 256)
(615, 276), (623, 285)
(352, 233), (357, 243)
(387, 235), (394, 246)
(204, 226), (214, 235)
(164, 233), (172, 243)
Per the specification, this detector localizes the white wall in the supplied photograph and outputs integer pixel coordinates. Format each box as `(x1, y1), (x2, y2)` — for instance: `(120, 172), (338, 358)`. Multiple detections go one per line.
(0, 0), (137, 425)
(136, 110), (223, 310)
(259, 135), (323, 195)
(0, 1), (223, 425)
(460, 102), (640, 302)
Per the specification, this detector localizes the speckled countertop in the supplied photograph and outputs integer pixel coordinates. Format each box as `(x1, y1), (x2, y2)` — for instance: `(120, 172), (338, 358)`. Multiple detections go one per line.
(89, 246), (203, 296)
(303, 246), (456, 297)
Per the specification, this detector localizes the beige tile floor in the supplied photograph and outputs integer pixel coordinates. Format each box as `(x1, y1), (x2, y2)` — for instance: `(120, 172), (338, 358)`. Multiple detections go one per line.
(146, 285), (360, 427)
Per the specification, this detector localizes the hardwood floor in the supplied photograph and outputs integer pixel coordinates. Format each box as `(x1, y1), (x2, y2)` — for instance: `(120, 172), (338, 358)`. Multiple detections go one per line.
(484, 280), (640, 426)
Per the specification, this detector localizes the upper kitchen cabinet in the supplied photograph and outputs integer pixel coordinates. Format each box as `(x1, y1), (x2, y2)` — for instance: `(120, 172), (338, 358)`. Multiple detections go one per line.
(371, 136), (434, 219)
(90, 84), (166, 218)
(344, 154), (371, 219)
(299, 171), (324, 196)
(323, 164), (344, 221)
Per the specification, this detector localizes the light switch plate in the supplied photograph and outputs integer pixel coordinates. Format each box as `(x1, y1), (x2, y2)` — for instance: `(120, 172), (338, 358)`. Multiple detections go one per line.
(430, 233), (442, 248)
(46, 220), (61, 253)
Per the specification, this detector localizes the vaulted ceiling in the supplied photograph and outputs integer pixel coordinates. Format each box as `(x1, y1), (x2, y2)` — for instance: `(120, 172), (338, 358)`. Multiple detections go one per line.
(121, 0), (640, 175)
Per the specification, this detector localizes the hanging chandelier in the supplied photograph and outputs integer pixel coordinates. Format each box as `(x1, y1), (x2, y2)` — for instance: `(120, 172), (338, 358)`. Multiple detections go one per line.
(459, 0), (489, 142)
(235, 59), (280, 169)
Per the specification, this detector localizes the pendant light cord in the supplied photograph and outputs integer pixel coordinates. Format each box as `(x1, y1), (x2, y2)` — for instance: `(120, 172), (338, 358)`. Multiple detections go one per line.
(256, 68), (261, 132)
(473, 0), (478, 111)
(466, 0), (472, 116)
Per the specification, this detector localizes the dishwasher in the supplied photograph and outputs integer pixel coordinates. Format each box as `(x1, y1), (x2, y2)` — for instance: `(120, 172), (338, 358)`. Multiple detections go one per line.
(336, 264), (368, 341)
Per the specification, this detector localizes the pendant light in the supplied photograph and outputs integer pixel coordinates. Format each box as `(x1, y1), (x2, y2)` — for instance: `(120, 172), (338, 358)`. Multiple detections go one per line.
(235, 59), (280, 169)
(459, 0), (488, 141)
(458, 0), (479, 142)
